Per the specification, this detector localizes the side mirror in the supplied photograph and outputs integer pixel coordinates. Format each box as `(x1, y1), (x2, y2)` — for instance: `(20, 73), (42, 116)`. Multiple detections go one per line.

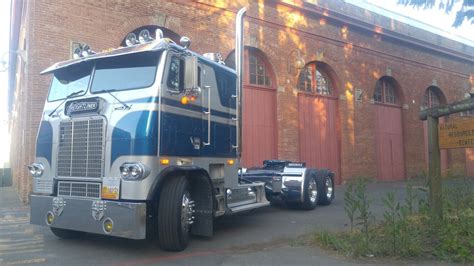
(184, 56), (198, 90)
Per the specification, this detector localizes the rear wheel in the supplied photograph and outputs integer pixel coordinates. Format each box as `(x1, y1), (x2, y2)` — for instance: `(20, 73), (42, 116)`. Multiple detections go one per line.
(50, 227), (86, 239)
(317, 174), (334, 206)
(158, 176), (195, 251)
(300, 173), (319, 210)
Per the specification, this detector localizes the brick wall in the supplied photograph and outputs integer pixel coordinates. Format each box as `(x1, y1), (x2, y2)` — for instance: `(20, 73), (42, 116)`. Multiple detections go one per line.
(9, 0), (474, 202)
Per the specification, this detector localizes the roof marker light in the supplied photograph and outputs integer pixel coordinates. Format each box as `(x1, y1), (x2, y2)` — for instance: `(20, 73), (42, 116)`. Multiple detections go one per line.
(155, 29), (164, 40)
(125, 33), (137, 47)
(139, 29), (152, 44)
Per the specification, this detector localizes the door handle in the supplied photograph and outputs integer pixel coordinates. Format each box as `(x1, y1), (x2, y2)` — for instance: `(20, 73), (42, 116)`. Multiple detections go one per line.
(203, 85), (211, 146)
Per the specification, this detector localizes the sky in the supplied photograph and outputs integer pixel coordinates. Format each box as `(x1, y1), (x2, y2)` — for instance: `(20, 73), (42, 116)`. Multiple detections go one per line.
(346, 0), (474, 46)
(0, 0), (472, 166)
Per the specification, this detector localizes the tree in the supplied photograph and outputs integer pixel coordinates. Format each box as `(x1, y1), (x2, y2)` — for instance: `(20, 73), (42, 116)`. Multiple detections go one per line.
(398, 0), (474, 27)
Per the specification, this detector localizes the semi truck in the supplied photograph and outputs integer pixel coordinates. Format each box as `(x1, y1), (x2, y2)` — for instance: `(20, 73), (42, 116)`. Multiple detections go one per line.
(28, 8), (335, 251)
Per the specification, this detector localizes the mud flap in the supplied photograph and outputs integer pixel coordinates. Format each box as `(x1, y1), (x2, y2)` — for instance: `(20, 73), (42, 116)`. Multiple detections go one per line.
(189, 175), (214, 237)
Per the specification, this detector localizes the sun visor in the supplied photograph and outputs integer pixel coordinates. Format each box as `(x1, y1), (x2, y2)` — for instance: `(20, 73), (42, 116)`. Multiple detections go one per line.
(40, 41), (169, 75)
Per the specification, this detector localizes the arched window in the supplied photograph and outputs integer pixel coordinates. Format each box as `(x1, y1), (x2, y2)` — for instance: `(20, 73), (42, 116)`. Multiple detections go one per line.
(249, 53), (272, 87)
(374, 77), (398, 105)
(422, 86), (445, 109)
(297, 63), (333, 96)
(224, 48), (275, 88)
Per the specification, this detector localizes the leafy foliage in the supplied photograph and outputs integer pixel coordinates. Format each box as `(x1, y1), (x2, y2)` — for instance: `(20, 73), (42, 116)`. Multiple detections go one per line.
(397, 0), (474, 27)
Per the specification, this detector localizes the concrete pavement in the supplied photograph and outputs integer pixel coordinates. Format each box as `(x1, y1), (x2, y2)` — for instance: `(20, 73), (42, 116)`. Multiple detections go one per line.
(0, 182), (446, 265)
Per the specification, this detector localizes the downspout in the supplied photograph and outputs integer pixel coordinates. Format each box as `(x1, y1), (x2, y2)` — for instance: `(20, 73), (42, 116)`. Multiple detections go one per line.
(235, 7), (247, 160)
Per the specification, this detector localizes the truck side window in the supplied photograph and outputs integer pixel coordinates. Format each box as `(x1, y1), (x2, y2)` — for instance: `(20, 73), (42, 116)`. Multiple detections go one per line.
(167, 56), (184, 93)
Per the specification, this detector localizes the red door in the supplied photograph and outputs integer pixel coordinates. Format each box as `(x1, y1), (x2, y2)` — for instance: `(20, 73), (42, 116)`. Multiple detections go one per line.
(241, 86), (277, 167)
(375, 105), (405, 180)
(466, 149), (474, 177)
(298, 94), (340, 184)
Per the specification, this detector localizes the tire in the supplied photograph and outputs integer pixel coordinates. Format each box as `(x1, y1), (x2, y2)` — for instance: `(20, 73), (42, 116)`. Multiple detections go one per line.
(50, 227), (86, 239)
(299, 172), (319, 210)
(317, 174), (335, 206)
(158, 176), (193, 251)
(265, 191), (279, 207)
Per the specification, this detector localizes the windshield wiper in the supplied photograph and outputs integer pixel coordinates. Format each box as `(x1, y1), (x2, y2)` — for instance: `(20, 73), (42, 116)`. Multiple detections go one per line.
(95, 89), (131, 110)
(48, 90), (84, 117)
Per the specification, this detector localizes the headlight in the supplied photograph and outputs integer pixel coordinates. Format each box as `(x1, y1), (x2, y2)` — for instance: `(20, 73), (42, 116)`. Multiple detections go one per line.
(27, 163), (44, 177)
(119, 163), (148, 180)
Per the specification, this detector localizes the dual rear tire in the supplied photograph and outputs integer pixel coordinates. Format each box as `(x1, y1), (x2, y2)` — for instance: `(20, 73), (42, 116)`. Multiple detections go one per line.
(286, 171), (335, 210)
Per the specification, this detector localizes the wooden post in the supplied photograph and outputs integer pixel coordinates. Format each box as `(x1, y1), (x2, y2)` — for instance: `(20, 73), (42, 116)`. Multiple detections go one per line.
(427, 115), (442, 219)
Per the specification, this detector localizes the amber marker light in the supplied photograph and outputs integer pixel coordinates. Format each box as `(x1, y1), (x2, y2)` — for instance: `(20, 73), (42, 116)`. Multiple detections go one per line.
(46, 211), (55, 225)
(103, 218), (114, 233)
(227, 159), (235, 165)
(160, 158), (170, 165)
(181, 96), (189, 105)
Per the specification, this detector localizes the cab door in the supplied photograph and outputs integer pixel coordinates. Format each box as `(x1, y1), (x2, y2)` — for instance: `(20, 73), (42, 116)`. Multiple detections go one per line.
(160, 53), (202, 157)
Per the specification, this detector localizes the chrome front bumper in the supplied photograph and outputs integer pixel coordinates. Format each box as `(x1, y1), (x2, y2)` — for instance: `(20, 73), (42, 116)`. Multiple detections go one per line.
(30, 195), (147, 239)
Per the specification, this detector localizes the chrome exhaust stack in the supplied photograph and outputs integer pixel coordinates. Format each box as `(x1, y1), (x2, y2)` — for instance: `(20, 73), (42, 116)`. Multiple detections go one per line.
(235, 7), (247, 159)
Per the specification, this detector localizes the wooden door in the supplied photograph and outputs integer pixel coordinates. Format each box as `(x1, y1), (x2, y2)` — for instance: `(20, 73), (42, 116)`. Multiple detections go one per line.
(298, 94), (340, 184)
(375, 105), (405, 180)
(241, 86), (277, 167)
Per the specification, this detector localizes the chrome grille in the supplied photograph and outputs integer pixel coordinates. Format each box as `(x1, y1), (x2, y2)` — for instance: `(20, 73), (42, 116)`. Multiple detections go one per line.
(57, 118), (104, 178)
(57, 181), (101, 199)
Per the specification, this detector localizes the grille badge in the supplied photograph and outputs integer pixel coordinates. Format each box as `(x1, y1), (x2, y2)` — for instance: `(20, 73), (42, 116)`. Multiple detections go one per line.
(92, 200), (107, 221)
(52, 197), (66, 216)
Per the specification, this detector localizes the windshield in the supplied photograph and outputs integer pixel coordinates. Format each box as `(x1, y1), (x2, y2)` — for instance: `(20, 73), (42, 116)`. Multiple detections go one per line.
(48, 62), (92, 102)
(91, 52), (159, 92)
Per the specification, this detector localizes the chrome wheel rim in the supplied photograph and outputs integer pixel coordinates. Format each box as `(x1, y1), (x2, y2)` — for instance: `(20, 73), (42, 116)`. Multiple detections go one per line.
(308, 178), (317, 203)
(325, 177), (333, 199)
(181, 192), (195, 233)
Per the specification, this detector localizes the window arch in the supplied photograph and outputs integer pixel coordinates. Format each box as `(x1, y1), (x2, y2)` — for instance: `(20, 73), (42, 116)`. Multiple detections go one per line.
(224, 48), (275, 88)
(374, 77), (400, 105)
(297, 62), (334, 96)
(421, 86), (446, 109)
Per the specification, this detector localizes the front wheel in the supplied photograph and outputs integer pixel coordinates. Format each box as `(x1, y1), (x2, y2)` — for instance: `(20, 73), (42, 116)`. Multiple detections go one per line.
(50, 227), (86, 239)
(158, 176), (195, 251)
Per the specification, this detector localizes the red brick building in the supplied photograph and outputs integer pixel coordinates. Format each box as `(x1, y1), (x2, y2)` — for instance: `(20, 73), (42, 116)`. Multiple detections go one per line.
(8, 0), (474, 202)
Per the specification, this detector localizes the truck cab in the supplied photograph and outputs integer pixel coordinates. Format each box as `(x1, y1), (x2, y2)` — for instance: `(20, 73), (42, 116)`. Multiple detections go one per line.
(29, 9), (335, 252)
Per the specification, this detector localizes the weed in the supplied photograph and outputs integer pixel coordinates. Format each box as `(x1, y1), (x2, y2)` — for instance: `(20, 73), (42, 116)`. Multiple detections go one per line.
(310, 177), (474, 263)
(343, 181), (357, 231)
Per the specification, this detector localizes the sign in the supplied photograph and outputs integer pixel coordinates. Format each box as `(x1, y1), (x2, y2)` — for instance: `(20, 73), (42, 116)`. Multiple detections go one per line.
(439, 119), (474, 149)
(65, 97), (100, 116)
(102, 176), (121, 200)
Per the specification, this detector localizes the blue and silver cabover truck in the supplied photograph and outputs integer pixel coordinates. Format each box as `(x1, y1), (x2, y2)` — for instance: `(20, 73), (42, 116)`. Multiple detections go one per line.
(28, 8), (335, 251)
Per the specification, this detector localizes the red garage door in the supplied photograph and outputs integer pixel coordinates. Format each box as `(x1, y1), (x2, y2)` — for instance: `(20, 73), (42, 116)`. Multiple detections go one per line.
(297, 62), (340, 184)
(241, 86), (277, 167)
(373, 77), (405, 181)
(298, 95), (340, 183)
(375, 105), (405, 180)
(239, 49), (277, 168)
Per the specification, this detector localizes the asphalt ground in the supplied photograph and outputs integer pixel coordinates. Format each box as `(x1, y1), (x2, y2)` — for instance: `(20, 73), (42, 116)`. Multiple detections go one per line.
(0, 181), (450, 265)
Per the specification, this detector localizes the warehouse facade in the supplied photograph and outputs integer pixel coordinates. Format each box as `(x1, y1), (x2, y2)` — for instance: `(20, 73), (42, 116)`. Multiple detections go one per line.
(8, 0), (474, 202)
